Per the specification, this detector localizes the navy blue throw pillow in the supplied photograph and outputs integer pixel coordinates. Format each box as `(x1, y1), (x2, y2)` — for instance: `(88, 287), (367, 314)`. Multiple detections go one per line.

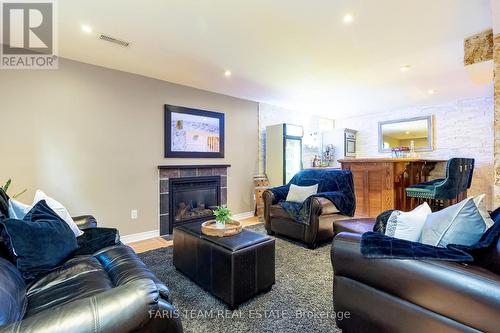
(0, 200), (78, 282)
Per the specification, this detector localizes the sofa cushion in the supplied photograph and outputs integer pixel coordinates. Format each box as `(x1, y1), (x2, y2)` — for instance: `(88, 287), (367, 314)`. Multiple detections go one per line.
(7, 199), (31, 219)
(421, 198), (486, 247)
(25, 244), (172, 318)
(0, 200), (78, 282)
(33, 190), (83, 237)
(385, 202), (431, 241)
(0, 257), (26, 326)
(286, 184), (318, 203)
(25, 256), (113, 317)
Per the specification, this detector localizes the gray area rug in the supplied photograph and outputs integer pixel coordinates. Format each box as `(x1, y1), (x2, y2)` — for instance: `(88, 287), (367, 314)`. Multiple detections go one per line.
(139, 224), (341, 333)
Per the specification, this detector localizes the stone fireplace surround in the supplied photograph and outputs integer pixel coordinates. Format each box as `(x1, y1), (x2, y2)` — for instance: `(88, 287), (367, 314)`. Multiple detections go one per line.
(158, 165), (230, 235)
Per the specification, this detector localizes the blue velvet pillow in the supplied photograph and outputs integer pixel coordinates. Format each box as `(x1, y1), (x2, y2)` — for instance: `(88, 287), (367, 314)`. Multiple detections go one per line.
(0, 200), (78, 282)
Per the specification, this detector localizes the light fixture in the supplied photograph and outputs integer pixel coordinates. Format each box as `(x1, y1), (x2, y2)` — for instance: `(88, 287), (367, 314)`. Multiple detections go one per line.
(427, 89), (435, 95)
(343, 13), (354, 24)
(405, 131), (410, 135)
(224, 70), (231, 77)
(400, 65), (411, 72)
(81, 24), (92, 34)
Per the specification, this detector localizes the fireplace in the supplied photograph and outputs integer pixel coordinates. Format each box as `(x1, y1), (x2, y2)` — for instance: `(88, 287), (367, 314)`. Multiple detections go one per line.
(158, 165), (229, 235)
(170, 176), (220, 230)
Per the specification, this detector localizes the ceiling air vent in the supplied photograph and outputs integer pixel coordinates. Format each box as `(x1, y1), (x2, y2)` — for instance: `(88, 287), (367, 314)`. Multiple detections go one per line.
(98, 34), (130, 47)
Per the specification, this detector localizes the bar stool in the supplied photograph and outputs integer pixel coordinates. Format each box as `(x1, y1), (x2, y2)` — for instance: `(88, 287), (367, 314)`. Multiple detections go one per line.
(405, 158), (474, 210)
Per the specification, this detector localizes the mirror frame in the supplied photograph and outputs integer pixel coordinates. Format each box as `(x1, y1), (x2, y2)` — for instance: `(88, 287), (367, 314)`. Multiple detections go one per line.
(378, 115), (433, 153)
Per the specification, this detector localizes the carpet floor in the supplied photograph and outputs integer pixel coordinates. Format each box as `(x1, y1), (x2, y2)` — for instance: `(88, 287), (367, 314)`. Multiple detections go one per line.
(139, 224), (341, 333)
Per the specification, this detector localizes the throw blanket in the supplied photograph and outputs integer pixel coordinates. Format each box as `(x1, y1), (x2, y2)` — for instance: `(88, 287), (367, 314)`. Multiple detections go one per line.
(361, 208), (500, 262)
(270, 169), (355, 225)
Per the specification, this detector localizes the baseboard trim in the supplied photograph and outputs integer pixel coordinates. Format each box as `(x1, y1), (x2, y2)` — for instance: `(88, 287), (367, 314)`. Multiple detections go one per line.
(122, 211), (254, 243)
(121, 229), (159, 244)
(232, 211), (255, 221)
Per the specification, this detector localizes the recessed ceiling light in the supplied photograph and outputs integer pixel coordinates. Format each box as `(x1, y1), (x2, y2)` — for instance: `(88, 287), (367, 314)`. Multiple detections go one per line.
(224, 70), (231, 77)
(81, 24), (92, 34)
(400, 64), (411, 72)
(405, 131), (410, 135)
(428, 89), (435, 95)
(343, 14), (354, 24)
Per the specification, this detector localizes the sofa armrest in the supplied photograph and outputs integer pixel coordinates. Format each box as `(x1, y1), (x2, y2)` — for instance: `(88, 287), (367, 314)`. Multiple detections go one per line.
(311, 197), (339, 216)
(0, 279), (182, 333)
(332, 232), (500, 332)
(72, 215), (97, 230)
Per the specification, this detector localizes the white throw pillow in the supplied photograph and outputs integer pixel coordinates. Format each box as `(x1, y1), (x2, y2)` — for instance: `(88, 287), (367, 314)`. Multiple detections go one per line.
(384, 202), (432, 242)
(286, 184), (319, 203)
(33, 190), (83, 237)
(420, 197), (486, 247)
(473, 194), (494, 229)
(7, 199), (32, 219)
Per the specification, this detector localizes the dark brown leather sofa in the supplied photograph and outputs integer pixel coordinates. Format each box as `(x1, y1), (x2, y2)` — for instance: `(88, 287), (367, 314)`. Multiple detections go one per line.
(331, 218), (500, 333)
(263, 190), (350, 248)
(0, 211), (183, 332)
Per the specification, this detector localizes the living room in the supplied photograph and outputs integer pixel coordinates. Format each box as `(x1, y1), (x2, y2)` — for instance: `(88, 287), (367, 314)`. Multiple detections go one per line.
(0, 1), (499, 332)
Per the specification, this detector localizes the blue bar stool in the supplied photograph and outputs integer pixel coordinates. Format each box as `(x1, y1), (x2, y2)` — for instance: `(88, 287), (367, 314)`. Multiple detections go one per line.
(405, 158), (474, 210)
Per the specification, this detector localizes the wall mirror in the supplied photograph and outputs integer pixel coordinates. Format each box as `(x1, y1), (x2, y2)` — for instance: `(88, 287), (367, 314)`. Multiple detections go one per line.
(378, 116), (433, 152)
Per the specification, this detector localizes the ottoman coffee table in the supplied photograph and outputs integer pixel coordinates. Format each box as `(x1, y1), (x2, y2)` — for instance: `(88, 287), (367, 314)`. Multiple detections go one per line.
(173, 221), (275, 309)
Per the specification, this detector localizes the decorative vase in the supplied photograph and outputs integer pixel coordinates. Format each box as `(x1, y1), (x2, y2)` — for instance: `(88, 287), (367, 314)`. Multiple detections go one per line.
(215, 221), (225, 229)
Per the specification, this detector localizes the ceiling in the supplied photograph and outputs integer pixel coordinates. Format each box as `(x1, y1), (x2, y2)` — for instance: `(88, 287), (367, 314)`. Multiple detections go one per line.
(58, 0), (494, 118)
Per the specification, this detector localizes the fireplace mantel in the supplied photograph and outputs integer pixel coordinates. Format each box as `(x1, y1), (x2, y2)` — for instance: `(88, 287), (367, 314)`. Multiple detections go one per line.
(158, 164), (231, 169)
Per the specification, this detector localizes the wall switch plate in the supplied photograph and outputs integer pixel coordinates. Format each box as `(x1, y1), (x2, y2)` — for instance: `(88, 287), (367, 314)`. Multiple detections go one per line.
(131, 210), (138, 219)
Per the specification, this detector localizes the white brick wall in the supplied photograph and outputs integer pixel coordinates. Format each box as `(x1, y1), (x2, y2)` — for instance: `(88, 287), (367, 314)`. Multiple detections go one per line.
(258, 103), (334, 173)
(335, 96), (494, 209)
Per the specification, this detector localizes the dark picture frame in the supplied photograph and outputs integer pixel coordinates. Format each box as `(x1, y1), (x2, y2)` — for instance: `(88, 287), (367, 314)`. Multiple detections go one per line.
(164, 104), (225, 158)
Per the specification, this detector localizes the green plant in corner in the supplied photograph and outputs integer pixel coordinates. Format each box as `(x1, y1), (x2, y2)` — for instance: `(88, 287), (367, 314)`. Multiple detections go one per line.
(2, 179), (27, 199)
(213, 205), (232, 225)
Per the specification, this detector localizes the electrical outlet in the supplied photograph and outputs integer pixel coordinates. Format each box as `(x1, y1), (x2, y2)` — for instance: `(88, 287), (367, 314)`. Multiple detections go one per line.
(131, 209), (138, 219)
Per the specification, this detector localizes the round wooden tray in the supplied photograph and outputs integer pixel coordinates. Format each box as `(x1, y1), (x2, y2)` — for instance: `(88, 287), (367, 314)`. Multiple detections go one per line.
(201, 220), (242, 237)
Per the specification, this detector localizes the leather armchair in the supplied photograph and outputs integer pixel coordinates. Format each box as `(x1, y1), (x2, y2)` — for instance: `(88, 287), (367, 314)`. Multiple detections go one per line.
(263, 189), (348, 248)
(331, 230), (500, 333)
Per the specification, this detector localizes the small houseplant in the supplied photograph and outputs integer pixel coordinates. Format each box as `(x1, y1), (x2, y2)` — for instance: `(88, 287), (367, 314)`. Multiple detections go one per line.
(212, 205), (232, 229)
(2, 179), (27, 199)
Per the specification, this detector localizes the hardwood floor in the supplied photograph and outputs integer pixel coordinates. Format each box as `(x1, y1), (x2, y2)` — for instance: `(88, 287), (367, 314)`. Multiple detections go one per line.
(129, 216), (262, 253)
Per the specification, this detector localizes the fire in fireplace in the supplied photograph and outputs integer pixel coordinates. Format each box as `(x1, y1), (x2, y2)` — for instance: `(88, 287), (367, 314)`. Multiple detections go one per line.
(169, 176), (221, 230)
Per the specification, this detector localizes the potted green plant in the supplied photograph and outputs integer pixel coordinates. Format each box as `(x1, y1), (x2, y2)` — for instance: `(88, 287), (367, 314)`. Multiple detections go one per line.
(2, 179), (27, 198)
(212, 205), (232, 229)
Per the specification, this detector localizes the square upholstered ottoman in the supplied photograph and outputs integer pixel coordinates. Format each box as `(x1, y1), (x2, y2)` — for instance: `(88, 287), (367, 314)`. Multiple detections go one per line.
(173, 221), (275, 309)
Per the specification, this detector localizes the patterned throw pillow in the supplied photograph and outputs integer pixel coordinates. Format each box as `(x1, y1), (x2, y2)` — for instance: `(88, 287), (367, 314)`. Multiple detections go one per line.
(384, 211), (401, 237)
(384, 203), (432, 241)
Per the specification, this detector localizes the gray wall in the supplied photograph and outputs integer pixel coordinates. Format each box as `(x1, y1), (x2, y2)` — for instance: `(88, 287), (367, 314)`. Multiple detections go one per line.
(0, 58), (259, 236)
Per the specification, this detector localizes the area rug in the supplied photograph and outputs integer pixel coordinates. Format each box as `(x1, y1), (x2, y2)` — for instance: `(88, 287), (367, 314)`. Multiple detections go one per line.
(139, 224), (341, 333)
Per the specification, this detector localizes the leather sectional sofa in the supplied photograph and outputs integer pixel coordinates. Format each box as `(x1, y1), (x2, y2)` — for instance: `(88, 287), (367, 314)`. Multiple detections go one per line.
(331, 217), (500, 333)
(0, 215), (183, 333)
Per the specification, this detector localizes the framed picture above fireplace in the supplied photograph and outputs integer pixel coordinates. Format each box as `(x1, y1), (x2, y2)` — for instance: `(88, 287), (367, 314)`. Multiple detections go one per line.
(164, 104), (225, 158)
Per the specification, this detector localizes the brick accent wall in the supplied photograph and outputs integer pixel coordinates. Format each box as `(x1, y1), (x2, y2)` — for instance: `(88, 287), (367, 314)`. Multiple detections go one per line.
(335, 97), (494, 209)
(258, 103), (334, 173)
(464, 29), (493, 65)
